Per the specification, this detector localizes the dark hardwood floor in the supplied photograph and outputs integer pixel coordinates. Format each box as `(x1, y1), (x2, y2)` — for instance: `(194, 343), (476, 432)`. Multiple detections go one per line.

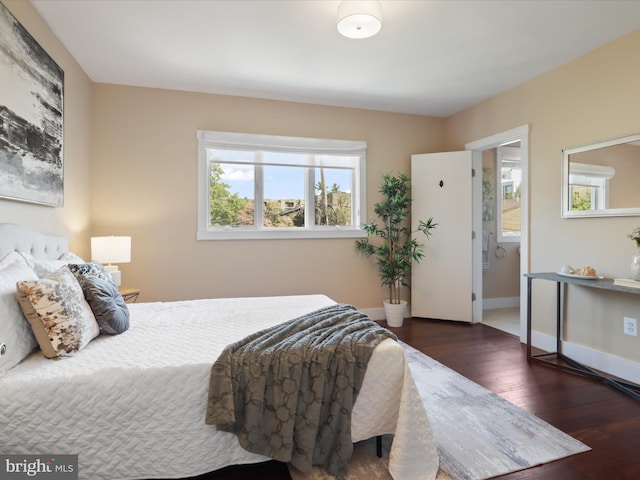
(396, 318), (640, 480)
(188, 317), (640, 480)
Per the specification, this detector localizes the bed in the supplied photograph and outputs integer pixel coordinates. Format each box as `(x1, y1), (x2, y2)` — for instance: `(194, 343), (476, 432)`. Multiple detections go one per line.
(0, 223), (438, 480)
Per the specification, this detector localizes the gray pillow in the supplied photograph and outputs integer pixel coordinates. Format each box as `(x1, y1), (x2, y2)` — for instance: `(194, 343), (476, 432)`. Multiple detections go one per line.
(80, 276), (130, 335)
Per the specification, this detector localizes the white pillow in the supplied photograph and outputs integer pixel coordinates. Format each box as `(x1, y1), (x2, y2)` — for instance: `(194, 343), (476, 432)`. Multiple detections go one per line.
(17, 266), (99, 358)
(59, 252), (85, 264)
(0, 252), (39, 374)
(19, 251), (85, 278)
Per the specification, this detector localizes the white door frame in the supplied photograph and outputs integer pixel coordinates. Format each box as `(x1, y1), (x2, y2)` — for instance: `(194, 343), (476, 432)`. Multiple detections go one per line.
(466, 125), (530, 342)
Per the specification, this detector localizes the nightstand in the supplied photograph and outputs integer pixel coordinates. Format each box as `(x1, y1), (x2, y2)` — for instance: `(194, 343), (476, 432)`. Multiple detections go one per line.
(118, 287), (140, 303)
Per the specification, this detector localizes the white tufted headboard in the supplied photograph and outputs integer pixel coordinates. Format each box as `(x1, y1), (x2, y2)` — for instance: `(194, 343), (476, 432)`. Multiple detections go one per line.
(0, 224), (69, 262)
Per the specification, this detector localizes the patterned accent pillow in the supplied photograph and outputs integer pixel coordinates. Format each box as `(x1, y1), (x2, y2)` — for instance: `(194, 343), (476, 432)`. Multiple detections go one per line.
(68, 262), (114, 285)
(16, 266), (100, 358)
(80, 276), (130, 335)
(0, 252), (39, 374)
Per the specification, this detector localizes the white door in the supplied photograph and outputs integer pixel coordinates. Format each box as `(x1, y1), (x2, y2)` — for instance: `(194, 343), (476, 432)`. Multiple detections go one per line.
(411, 151), (474, 322)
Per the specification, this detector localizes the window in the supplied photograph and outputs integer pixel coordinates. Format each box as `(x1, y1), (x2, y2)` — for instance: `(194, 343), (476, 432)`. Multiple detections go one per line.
(496, 146), (521, 242)
(197, 130), (367, 240)
(567, 162), (615, 212)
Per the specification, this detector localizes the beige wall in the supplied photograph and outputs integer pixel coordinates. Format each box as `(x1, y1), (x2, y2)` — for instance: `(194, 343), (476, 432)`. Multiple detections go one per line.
(91, 84), (445, 307)
(445, 29), (640, 364)
(1, 1), (92, 255)
(5, 1), (640, 366)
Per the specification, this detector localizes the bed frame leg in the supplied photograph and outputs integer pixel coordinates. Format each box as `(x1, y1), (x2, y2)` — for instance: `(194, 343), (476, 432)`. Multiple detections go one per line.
(376, 435), (382, 457)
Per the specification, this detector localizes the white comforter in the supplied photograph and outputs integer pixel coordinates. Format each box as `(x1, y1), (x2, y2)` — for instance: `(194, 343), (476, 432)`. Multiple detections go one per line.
(0, 295), (438, 480)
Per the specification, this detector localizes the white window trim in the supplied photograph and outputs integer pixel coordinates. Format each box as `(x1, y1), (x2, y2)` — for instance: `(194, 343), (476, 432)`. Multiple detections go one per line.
(197, 130), (367, 240)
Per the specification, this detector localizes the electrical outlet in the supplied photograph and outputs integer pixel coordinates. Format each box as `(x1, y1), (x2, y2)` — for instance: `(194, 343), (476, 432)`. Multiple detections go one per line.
(624, 317), (637, 336)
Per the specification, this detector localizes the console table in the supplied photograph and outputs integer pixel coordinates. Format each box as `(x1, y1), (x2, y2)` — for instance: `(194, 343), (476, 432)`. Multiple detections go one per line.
(525, 272), (640, 401)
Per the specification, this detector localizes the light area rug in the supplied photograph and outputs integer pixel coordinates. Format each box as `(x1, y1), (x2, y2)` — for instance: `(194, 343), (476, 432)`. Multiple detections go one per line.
(289, 342), (590, 480)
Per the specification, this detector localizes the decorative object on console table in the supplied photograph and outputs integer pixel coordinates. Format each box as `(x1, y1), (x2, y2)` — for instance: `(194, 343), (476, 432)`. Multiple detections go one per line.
(91, 236), (131, 286)
(631, 249), (640, 281)
(0, 3), (64, 207)
(354, 172), (437, 327)
(613, 278), (640, 289)
(628, 227), (640, 281)
(118, 287), (140, 303)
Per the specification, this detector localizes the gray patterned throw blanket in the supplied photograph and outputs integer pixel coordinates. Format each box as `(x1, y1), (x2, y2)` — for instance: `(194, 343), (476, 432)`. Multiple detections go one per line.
(205, 303), (397, 475)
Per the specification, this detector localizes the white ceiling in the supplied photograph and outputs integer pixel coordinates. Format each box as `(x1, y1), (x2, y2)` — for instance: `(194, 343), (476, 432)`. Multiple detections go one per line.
(30, 0), (640, 117)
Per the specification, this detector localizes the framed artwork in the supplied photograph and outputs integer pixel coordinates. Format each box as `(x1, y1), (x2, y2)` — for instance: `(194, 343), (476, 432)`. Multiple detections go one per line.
(0, 3), (64, 206)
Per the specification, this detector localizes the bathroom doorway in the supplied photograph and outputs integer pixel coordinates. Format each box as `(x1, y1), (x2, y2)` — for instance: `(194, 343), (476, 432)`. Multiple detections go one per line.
(480, 146), (521, 336)
(466, 125), (529, 341)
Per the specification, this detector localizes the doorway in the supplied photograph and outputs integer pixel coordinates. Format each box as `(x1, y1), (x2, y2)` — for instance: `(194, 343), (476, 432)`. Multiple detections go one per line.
(466, 125), (529, 342)
(480, 146), (522, 336)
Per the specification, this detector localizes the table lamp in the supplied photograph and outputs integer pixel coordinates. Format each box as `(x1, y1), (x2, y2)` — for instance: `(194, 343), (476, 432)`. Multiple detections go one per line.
(91, 236), (131, 286)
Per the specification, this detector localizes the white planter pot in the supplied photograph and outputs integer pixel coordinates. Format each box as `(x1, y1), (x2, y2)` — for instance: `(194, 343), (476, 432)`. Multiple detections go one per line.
(383, 300), (407, 327)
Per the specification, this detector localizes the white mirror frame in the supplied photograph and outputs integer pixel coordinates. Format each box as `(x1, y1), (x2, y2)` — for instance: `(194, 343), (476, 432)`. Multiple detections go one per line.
(562, 133), (640, 218)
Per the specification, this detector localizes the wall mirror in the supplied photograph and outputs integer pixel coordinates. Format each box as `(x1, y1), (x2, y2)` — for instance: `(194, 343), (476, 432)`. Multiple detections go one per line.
(562, 133), (640, 218)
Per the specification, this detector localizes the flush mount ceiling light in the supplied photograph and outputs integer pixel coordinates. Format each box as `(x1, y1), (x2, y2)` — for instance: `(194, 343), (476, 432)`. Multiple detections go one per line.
(337, 1), (382, 39)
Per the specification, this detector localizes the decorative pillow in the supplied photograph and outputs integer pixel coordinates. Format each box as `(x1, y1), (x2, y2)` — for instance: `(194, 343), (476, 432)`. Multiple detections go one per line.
(0, 252), (39, 374)
(68, 262), (115, 285)
(80, 276), (130, 335)
(16, 266), (100, 358)
(58, 252), (86, 264)
(19, 251), (86, 278)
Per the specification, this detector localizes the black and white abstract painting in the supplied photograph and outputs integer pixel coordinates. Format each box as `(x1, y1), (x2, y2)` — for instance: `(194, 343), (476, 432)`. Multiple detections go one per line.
(0, 3), (64, 206)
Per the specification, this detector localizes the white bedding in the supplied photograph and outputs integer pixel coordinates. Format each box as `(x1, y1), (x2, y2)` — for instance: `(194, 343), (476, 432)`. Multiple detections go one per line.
(0, 294), (438, 480)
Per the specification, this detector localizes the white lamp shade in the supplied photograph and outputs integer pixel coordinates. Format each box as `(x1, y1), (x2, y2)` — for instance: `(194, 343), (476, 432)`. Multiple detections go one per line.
(337, 1), (382, 39)
(91, 236), (131, 264)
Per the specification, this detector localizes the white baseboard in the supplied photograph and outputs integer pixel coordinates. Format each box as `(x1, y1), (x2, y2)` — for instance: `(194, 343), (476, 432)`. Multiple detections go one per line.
(530, 330), (640, 386)
(483, 296), (520, 310)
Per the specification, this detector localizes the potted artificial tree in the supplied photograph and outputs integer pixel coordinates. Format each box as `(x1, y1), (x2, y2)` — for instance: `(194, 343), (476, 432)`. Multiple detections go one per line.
(354, 172), (436, 327)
